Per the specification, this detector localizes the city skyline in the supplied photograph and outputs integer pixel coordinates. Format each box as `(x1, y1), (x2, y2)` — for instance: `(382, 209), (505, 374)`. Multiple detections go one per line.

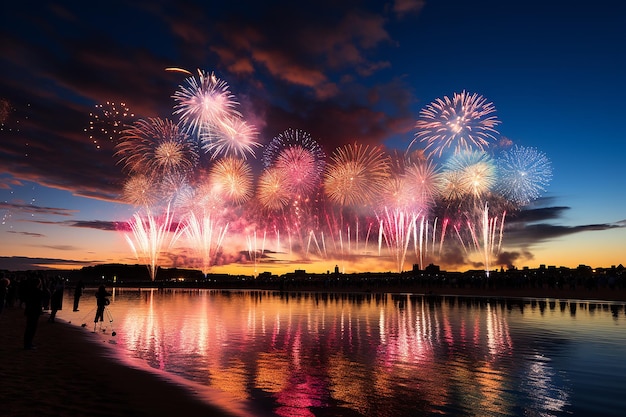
(1, 0), (624, 275)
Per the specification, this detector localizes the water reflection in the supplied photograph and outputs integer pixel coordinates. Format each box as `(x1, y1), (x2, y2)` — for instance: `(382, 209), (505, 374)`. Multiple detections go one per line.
(61, 290), (626, 416)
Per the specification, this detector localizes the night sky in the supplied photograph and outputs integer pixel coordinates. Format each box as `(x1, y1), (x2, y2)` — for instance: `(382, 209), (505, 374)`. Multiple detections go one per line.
(1, 0), (624, 274)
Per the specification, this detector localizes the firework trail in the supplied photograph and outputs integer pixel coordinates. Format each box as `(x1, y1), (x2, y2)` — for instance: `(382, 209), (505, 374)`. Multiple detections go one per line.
(411, 90), (500, 158)
(324, 143), (391, 206)
(125, 204), (180, 281)
(377, 207), (416, 273)
(496, 145), (552, 206)
(178, 210), (229, 275)
(246, 229), (267, 277)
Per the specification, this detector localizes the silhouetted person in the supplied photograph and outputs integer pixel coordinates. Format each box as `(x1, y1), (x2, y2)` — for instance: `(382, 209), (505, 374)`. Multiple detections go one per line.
(48, 277), (65, 322)
(73, 279), (85, 311)
(0, 274), (9, 314)
(93, 285), (111, 327)
(23, 275), (44, 350)
(41, 276), (51, 311)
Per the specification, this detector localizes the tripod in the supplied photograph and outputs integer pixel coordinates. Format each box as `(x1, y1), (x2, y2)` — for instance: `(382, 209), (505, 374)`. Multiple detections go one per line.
(82, 303), (116, 336)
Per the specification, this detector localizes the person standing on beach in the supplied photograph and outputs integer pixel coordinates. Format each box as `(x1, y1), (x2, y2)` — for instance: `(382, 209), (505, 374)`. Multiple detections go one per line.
(48, 276), (65, 322)
(23, 274), (44, 350)
(93, 285), (111, 327)
(73, 279), (85, 311)
(0, 274), (9, 314)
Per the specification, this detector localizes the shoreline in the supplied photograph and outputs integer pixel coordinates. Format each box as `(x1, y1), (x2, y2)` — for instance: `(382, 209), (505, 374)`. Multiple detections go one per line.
(2, 288), (625, 416)
(0, 306), (248, 417)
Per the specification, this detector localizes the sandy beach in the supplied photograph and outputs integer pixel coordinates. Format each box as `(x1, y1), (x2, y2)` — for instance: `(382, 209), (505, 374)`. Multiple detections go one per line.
(1, 285), (625, 417)
(0, 305), (244, 417)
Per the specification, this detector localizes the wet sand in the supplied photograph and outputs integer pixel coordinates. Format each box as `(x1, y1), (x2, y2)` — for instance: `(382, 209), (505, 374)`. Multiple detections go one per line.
(1, 285), (625, 416)
(0, 306), (245, 417)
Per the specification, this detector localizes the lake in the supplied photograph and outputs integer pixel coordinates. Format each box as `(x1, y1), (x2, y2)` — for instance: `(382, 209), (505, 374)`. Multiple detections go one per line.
(58, 288), (626, 416)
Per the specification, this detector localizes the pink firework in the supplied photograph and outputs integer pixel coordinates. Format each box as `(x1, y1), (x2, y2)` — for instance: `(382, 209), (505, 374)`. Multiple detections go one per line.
(402, 154), (442, 212)
(263, 128), (326, 197)
(205, 116), (261, 160)
(411, 91), (500, 157)
(172, 69), (241, 137)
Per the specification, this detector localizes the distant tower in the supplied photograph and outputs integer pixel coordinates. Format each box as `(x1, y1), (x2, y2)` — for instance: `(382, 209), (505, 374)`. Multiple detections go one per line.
(334, 265), (339, 274)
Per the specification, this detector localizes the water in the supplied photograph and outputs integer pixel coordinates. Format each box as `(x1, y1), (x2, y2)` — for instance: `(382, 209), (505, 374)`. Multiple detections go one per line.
(58, 289), (626, 416)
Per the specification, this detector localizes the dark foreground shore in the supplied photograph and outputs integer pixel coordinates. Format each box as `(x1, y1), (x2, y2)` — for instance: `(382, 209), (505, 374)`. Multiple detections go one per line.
(0, 306), (246, 417)
(1, 286), (626, 417)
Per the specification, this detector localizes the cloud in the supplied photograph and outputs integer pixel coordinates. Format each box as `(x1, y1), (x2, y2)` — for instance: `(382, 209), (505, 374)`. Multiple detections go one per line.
(40, 245), (81, 251)
(392, 0), (426, 17)
(495, 250), (534, 269)
(504, 205), (625, 245)
(0, 256), (96, 271)
(0, 201), (78, 217)
(63, 220), (126, 232)
(6, 231), (45, 238)
(0, 0), (427, 207)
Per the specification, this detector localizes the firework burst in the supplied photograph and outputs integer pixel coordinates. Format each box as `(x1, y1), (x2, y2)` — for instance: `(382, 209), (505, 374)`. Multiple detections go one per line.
(204, 116), (261, 160)
(378, 176), (413, 211)
(85, 101), (135, 149)
(106, 66), (555, 275)
(122, 174), (159, 207)
(442, 150), (497, 199)
(324, 143), (391, 206)
(496, 145), (552, 205)
(208, 156), (254, 205)
(403, 157), (442, 211)
(172, 69), (240, 138)
(257, 168), (291, 211)
(116, 118), (199, 179)
(411, 90), (500, 157)
(263, 128), (326, 196)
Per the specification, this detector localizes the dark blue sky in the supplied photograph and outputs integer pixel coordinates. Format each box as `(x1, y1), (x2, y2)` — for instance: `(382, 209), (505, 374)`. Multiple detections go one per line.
(1, 0), (624, 272)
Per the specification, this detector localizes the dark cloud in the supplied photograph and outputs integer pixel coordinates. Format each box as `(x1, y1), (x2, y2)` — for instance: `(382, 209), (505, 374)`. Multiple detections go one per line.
(0, 256), (95, 271)
(7, 231), (45, 238)
(496, 250), (534, 270)
(63, 220), (126, 232)
(507, 205), (569, 224)
(0, 0), (419, 202)
(0, 201), (77, 216)
(504, 205), (625, 245)
(40, 245), (81, 251)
